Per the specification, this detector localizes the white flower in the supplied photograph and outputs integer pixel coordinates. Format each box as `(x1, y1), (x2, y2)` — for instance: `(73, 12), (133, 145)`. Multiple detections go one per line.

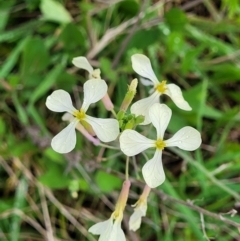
(129, 185), (151, 231)
(89, 180), (130, 241)
(72, 56), (114, 111)
(119, 103), (201, 188)
(72, 56), (101, 79)
(129, 200), (147, 231)
(46, 79), (119, 153)
(131, 54), (192, 125)
(89, 213), (125, 241)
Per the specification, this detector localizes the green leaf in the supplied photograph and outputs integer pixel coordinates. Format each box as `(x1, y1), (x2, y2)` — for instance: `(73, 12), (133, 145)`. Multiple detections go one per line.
(165, 8), (188, 32)
(12, 92), (29, 125)
(57, 71), (77, 92)
(166, 32), (184, 54)
(0, 0), (16, 31)
(95, 171), (122, 193)
(0, 20), (40, 43)
(58, 23), (85, 50)
(40, 0), (72, 24)
(43, 148), (65, 164)
(99, 57), (117, 82)
(10, 178), (28, 241)
(20, 37), (50, 79)
(38, 162), (70, 189)
(209, 63), (240, 84)
(0, 117), (6, 135)
(29, 65), (63, 104)
(0, 37), (29, 79)
(127, 29), (162, 50)
(117, 0), (139, 17)
(27, 104), (48, 134)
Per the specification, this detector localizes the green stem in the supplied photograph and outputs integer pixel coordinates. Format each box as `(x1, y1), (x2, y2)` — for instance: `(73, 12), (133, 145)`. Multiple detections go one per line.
(111, 108), (117, 118)
(125, 156), (130, 180)
(98, 143), (120, 150)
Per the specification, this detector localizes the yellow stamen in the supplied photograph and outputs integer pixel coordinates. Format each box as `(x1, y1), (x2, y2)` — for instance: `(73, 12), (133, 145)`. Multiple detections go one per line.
(91, 69), (101, 79)
(155, 139), (166, 150)
(155, 80), (167, 93)
(73, 109), (86, 120)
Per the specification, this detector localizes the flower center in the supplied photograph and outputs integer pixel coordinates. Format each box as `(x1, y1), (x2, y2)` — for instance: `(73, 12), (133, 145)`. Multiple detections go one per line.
(91, 69), (101, 79)
(112, 209), (123, 221)
(155, 80), (167, 93)
(155, 139), (166, 150)
(73, 109), (86, 120)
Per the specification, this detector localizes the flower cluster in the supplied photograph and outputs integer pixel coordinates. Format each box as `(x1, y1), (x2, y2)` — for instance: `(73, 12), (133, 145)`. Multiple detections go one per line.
(46, 54), (202, 240)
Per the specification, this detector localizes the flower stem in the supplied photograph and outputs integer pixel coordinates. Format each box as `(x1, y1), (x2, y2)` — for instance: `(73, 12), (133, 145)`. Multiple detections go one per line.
(125, 156), (130, 180)
(111, 108), (117, 118)
(98, 143), (120, 150)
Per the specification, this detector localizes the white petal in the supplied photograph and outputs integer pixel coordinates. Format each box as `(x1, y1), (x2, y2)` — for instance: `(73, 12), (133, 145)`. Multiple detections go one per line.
(130, 91), (160, 125)
(46, 90), (77, 113)
(140, 77), (154, 86)
(119, 130), (154, 156)
(142, 150), (165, 188)
(85, 115), (119, 142)
(165, 84), (192, 111)
(131, 54), (159, 85)
(72, 56), (93, 74)
(110, 220), (126, 241)
(129, 205), (147, 231)
(62, 113), (74, 122)
(51, 119), (79, 153)
(149, 103), (172, 139)
(165, 126), (202, 151)
(88, 218), (113, 236)
(81, 79), (107, 111)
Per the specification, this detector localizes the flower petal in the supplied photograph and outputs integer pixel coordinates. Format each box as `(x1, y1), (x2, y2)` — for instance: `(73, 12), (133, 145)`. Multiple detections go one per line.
(119, 130), (154, 156)
(62, 113), (74, 121)
(165, 126), (202, 151)
(85, 115), (119, 142)
(72, 56), (93, 74)
(140, 77), (154, 86)
(51, 119), (79, 153)
(142, 150), (165, 188)
(165, 84), (192, 111)
(130, 91), (160, 125)
(81, 79), (107, 111)
(110, 220), (126, 241)
(149, 103), (172, 139)
(129, 204), (147, 231)
(46, 90), (77, 113)
(88, 218), (113, 236)
(131, 54), (159, 85)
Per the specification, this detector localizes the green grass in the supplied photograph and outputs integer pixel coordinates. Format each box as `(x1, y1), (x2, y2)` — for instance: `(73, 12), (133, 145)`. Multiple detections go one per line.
(0, 0), (240, 240)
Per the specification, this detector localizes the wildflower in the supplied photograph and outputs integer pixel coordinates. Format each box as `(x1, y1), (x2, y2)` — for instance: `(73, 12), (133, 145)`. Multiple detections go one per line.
(46, 79), (119, 153)
(129, 184), (151, 231)
(120, 103), (201, 188)
(72, 56), (114, 111)
(130, 54), (191, 125)
(89, 180), (131, 241)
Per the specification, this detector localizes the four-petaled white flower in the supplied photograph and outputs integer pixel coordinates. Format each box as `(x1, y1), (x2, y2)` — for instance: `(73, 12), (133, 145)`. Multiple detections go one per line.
(72, 56), (113, 111)
(130, 54), (192, 125)
(120, 103), (202, 188)
(46, 79), (119, 153)
(89, 180), (130, 241)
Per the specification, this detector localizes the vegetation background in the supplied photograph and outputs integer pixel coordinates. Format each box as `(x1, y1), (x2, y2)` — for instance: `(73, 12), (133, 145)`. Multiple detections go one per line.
(0, 0), (240, 240)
